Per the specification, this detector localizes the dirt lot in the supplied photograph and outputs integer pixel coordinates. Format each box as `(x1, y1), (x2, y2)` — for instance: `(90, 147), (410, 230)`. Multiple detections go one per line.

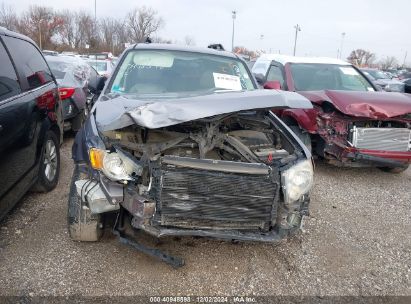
(0, 137), (410, 296)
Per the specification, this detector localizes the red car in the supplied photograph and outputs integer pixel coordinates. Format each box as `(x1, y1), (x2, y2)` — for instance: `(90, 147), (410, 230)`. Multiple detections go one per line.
(252, 54), (411, 173)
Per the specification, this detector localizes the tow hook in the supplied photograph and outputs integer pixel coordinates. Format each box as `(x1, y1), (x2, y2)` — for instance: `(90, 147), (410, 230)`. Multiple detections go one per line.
(112, 229), (185, 268)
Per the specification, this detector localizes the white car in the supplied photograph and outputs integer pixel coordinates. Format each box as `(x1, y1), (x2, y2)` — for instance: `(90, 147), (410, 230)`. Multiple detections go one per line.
(86, 59), (114, 77)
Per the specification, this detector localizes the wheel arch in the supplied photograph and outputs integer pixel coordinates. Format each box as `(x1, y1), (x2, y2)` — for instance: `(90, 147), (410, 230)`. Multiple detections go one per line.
(281, 108), (318, 133)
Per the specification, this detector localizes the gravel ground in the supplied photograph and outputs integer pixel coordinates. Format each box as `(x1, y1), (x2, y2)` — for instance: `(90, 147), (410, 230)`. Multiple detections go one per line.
(0, 136), (410, 297)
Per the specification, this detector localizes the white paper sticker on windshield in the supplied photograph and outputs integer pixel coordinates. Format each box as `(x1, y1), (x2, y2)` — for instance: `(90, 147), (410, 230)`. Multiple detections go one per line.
(339, 67), (358, 76)
(213, 73), (242, 90)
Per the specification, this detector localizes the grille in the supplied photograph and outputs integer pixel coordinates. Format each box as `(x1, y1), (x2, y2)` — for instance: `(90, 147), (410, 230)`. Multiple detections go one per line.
(351, 127), (411, 151)
(152, 157), (278, 231)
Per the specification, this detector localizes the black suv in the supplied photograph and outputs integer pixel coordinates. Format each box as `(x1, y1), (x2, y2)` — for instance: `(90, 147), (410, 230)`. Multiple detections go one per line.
(0, 28), (63, 220)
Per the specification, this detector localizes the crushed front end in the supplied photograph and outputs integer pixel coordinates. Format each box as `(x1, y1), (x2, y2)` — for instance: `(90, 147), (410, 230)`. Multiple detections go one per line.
(314, 106), (411, 169)
(72, 110), (313, 251)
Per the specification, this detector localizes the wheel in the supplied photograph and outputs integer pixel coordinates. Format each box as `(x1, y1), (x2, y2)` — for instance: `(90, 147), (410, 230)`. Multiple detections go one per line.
(31, 130), (60, 192)
(67, 164), (103, 242)
(288, 125), (312, 152)
(378, 165), (409, 174)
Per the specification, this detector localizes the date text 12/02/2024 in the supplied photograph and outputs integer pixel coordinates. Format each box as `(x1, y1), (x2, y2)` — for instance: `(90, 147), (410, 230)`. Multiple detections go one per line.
(149, 296), (257, 303)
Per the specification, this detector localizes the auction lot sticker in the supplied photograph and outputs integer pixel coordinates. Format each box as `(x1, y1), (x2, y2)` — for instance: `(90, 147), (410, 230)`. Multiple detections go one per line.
(213, 73), (242, 90)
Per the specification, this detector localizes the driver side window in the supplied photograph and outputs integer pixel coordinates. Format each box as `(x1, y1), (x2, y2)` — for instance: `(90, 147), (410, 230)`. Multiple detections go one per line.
(266, 65), (285, 88)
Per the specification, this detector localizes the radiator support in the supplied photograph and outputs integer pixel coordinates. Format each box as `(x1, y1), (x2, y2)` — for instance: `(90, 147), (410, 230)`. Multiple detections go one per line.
(150, 156), (280, 231)
(351, 127), (411, 152)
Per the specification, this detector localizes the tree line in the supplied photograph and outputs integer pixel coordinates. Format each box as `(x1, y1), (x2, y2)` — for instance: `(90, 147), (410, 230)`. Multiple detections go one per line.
(0, 3), (177, 55)
(1, 2), (405, 68)
(347, 49), (404, 69)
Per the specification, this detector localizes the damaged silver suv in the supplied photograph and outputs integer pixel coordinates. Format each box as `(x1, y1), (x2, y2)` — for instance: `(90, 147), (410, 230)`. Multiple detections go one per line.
(69, 44), (314, 267)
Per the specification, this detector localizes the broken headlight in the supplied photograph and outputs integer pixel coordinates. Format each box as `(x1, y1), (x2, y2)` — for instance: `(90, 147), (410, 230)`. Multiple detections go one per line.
(89, 148), (142, 182)
(281, 159), (313, 204)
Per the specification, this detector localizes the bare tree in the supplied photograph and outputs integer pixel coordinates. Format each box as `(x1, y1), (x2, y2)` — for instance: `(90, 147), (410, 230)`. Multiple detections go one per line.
(56, 10), (76, 48)
(0, 3), (17, 31)
(379, 56), (398, 70)
(77, 12), (98, 50)
(234, 46), (257, 59)
(126, 6), (163, 43)
(113, 19), (129, 52)
(1, 3), (166, 54)
(15, 6), (63, 50)
(347, 49), (376, 67)
(100, 17), (118, 52)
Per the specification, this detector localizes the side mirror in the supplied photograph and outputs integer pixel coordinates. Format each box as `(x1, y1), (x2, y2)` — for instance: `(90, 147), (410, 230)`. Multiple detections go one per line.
(88, 75), (107, 94)
(263, 80), (282, 90)
(253, 73), (266, 85)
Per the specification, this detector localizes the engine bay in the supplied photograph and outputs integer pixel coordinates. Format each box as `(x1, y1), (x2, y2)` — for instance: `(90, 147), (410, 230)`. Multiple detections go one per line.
(101, 111), (297, 166)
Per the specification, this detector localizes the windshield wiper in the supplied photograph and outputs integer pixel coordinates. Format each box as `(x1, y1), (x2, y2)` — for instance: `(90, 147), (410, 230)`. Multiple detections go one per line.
(101, 92), (121, 100)
(204, 87), (243, 94)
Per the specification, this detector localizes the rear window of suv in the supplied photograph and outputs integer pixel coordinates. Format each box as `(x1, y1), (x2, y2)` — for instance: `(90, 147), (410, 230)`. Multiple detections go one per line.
(0, 40), (21, 102)
(3, 36), (53, 90)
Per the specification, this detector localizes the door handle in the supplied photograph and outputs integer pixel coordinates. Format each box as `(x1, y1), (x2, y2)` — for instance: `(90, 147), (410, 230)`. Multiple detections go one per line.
(0, 124), (3, 132)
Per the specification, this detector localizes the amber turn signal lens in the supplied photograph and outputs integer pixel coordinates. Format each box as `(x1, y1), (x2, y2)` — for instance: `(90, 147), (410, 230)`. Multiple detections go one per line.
(89, 148), (105, 169)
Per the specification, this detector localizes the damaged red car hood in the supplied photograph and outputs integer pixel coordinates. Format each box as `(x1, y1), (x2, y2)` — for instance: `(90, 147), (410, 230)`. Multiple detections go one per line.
(299, 90), (411, 119)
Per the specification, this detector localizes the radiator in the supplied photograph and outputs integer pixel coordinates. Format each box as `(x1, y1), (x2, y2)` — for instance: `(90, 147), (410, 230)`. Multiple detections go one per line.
(351, 127), (411, 152)
(151, 156), (278, 231)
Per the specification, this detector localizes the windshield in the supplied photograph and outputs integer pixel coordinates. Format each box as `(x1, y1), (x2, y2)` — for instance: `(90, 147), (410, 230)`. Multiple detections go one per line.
(87, 61), (108, 72)
(363, 69), (389, 80)
(290, 63), (374, 91)
(108, 50), (255, 97)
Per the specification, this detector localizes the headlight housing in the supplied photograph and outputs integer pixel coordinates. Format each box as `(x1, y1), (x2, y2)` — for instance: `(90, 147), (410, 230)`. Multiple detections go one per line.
(281, 159), (313, 204)
(89, 148), (142, 182)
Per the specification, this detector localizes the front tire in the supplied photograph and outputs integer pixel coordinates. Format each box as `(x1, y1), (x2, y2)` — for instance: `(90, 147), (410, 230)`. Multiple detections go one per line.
(288, 125), (312, 152)
(32, 130), (60, 192)
(67, 164), (103, 242)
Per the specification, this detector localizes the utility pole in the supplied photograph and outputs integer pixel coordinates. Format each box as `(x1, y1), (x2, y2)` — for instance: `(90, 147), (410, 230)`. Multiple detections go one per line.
(38, 22), (42, 50)
(403, 51), (408, 67)
(92, 0), (97, 52)
(231, 11), (236, 52)
(260, 34), (264, 53)
(339, 32), (346, 59)
(293, 24), (301, 56)
(38, 19), (43, 50)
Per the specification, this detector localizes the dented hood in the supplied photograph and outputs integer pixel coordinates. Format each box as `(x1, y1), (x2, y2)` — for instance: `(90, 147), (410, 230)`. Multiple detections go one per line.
(299, 90), (411, 119)
(94, 90), (311, 131)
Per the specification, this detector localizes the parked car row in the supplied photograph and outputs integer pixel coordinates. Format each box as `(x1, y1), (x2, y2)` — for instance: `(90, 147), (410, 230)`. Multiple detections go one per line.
(42, 49), (117, 77)
(45, 55), (98, 131)
(361, 68), (405, 92)
(1, 27), (410, 268)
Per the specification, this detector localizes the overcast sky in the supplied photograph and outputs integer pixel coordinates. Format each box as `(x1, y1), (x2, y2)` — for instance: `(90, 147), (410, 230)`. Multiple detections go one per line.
(6, 0), (411, 64)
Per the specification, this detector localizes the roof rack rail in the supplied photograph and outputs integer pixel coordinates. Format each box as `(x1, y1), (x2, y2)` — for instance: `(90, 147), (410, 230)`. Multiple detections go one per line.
(208, 44), (225, 51)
